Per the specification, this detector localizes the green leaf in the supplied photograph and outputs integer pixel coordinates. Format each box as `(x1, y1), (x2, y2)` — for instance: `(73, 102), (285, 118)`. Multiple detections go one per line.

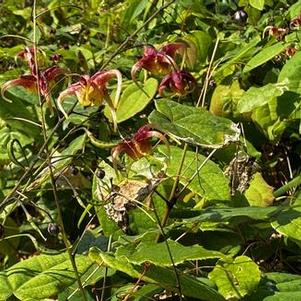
(271, 198), (301, 244)
(158, 145), (230, 201)
(278, 51), (301, 93)
(264, 292), (301, 300)
(182, 30), (212, 68)
(288, 0), (301, 18)
(58, 262), (114, 301)
(27, 135), (86, 190)
(185, 206), (280, 224)
(210, 81), (244, 117)
(0, 91), (41, 138)
(89, 247), (225, 301)
(209, 255), (261, 300)
(214, 37), (260, 81)
(130, 284), (162, 301)
(6, 253), (94, 300)
(249, 272), (301, 300)
(237, 82), (287, 114)
(243, 43), (288, 73)
(245, 172), (274, 207)
(122, 0), (149, 26)
(115, 78), (158, 123)
(149, 99), (239, 148)
(117, 240), (225, 266)
(249, 0), (265, 10)
(0, 272), (12, 300)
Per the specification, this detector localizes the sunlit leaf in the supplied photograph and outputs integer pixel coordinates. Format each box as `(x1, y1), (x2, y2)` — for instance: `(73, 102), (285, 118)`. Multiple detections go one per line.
(244, 43), (288, 73)
(89, 247), (225, 301)
(159, 145), (230, 201)
(6, 253), (96, 300)
(149, 99), (240, 148)
(237, 82), (288, 114)
(278, 51), (301, 93)
(209, 255), (261, 300)
(116, 239), (226, 266)
(114, 78), (158, 123)
(245, 172), (274, 207)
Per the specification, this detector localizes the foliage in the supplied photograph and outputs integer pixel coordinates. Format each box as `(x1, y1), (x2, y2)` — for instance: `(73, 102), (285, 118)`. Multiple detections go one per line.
(1, 0), (301, 300)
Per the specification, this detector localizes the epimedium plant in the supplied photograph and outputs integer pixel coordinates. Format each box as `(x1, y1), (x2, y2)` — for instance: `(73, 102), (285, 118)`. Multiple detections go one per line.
(2, 0), (301, 301)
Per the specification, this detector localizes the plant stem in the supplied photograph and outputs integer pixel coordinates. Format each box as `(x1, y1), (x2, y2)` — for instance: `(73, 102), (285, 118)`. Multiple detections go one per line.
(196, 37), (220, 107)
(32, 2), (87, 300)
(152, 198), (183, 300)
(101, 0), (176, 69)
(157, 143), (188, 241)
(274, 175), (301, 198)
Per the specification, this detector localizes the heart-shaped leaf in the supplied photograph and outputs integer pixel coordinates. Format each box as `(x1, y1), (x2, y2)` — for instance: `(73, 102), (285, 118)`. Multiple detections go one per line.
(149, 99), (240, 148)
(159, 145), (230, 201)
(209, 255), (261, 300)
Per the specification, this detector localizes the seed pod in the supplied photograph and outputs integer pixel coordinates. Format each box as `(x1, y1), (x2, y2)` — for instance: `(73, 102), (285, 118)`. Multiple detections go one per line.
(96, 168), (105, 179)
(233, 9), (248, 23)
(47, 223), (59, 236)
(70, 165), (79, 175)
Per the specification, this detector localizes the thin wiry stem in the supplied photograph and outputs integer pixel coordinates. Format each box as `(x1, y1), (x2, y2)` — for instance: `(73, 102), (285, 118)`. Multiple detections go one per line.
(151, 198), (183, 300)
(196, 37), (220, 107)
(101, 0), (176, 69)
(32, 1), (88, 300)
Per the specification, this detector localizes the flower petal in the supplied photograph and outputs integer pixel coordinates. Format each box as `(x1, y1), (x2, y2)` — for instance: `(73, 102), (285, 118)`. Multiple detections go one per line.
(159, 71), (196, 96)
(18, 47), (37, 76)
(42, 66), (66, 82)
(160, 42), (187, 58)
(57, 82), (81, 119)
(91, 69), (122, 108)
(1, 75), (37, 102)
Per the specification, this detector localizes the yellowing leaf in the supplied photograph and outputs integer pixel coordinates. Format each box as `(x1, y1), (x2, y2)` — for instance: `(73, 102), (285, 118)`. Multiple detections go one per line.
(245, 172), (274, 207)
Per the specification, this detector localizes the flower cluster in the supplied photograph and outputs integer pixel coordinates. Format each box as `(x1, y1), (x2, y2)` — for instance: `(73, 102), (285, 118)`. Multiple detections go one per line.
(1, 47), (122, 131)
(131, 43), (196, 96)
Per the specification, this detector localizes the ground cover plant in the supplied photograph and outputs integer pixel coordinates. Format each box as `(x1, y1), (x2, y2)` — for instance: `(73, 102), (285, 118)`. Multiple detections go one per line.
(2, 0), (301, 300)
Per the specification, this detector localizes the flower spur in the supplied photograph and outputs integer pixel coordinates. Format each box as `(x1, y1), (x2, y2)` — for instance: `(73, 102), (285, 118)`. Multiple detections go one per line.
(57, 69), (122, 130)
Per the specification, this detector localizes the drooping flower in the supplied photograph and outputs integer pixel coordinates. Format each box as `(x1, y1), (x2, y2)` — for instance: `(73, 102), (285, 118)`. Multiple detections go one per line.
(1, 47), (65, 109)
(284, 46), (297, 57)
(112, 125), (167, 167)
(131, 43), (186, 80)
(158, 70), (196, 96)
(57, 69), (122, 129)
(290, 13), (301, 28)
(263, 26), (288, 40)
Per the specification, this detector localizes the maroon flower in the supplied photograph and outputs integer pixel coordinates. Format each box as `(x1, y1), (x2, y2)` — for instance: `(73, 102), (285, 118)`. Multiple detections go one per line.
(131, 43), (186, 80)
(159, 70), (196, 96)
(263, 26), (288, 40)
(112, 125), (167, 166)
(290, 13), (301, 28)
(1, 47), (65, 109)
(284, 46), (297, 57)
